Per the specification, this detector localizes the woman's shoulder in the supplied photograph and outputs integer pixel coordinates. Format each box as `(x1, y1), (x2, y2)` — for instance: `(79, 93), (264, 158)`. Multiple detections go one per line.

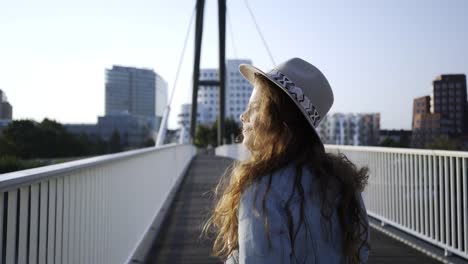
(242, 163), (316, 208)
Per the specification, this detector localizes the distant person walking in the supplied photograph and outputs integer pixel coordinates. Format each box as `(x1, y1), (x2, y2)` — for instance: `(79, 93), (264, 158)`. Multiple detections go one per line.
(204, 58), (370, 263)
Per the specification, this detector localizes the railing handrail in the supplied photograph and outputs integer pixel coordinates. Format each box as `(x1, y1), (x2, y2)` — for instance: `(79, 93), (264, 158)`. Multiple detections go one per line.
(325, 144), (468, 157)
(0, 143), (186, 192)
(0, 143), (196, 263)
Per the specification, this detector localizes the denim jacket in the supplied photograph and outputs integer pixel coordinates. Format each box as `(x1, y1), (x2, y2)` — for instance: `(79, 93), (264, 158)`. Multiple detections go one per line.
(225, 164), (370, 264)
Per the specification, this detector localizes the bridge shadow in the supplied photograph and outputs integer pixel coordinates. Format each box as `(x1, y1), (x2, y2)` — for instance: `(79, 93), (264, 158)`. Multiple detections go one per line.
(146, 154), (443, 263)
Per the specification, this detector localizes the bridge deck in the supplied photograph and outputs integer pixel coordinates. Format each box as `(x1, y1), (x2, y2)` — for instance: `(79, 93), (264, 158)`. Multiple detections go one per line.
(146, 154), (441, 264)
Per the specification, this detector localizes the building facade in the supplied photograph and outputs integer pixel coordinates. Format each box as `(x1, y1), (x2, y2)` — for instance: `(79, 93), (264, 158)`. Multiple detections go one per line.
(316, 113), (381, 146)
(65, 114), (155, 148)
(177, 59), (254, 143)
(432, 74), (467, 134)
(411, 74), (467, 149)
(65, 65), (168, 148)
(0, 90), (12, 120)
(196, 59), (253, 126)
(105, 65), (167, 130)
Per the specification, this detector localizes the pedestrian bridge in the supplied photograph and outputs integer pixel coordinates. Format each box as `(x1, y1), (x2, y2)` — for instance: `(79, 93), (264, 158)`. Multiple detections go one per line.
(0, 144), (467, 263)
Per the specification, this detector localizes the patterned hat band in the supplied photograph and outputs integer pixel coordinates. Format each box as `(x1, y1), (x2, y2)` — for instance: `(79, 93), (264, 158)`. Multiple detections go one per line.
(267, 70), (321, 127)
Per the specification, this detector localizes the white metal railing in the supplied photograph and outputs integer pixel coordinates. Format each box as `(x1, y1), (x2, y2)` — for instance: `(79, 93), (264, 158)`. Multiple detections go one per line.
(327, 145), (467, 260)
(215, 143), (249, 160)
(216, 143), (468, 260)
(0, 144), (196, 264)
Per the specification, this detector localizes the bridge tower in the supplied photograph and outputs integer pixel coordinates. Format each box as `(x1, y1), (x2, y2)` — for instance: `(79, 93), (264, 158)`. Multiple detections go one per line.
(190, 0), (227, 146)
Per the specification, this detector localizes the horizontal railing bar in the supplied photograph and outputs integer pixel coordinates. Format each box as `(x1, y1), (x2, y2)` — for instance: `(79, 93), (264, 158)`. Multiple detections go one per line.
(0, 143), (183, 192)
(324, 144), (468, 157)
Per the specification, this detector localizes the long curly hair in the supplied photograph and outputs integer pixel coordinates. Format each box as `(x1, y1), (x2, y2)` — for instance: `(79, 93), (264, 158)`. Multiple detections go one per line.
(203, 73), (370, 263)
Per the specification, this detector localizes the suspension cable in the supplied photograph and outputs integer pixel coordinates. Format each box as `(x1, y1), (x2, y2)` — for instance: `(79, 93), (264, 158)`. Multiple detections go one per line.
(226, 6), (238, 59)
(243, 0), (276, 66)
(156, 6), (196, 146)
(168, 6), (196, 106)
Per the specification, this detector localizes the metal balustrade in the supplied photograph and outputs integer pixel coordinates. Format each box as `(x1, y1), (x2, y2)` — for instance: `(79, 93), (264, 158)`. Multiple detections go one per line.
(216, 143), (468, 261)
(0, 144), (196, 264)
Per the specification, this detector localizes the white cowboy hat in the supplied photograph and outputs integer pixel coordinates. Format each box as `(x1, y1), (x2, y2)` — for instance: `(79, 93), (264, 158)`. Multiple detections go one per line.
(239, 57), (334, 150)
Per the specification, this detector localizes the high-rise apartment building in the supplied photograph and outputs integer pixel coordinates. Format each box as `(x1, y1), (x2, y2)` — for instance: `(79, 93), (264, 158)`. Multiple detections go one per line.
(411, 96), (440, 148)
(411, 74), (467, 148)
(0, 89), (12, 120)
(66, 66), (168, 148)
(432, 74), (467, 134)
(105, 65), (167, 129)
(196, 59), (253, 125)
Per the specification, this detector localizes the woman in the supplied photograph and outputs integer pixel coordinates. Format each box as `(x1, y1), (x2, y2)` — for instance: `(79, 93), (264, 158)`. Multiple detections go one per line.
(203, 58), (370, 263)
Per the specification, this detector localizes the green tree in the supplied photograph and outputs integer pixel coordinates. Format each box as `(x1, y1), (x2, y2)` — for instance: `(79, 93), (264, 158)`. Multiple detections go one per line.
(109, 130), (123, 153)
(38, 118), (84, 157)
(210, 118), (241, 145)
(380, 138), (399, 147)
(0, 135), (17, 156)
(425, 136), (460, 151)
(1, 120), (42, 158)
(142, 138), (155, 147)
(194, 118), (242, 148)
(194, 124), (213, 148)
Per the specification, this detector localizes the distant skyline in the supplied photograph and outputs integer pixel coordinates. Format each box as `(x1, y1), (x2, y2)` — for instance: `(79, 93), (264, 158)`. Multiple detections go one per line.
(1, 0), (467, 130)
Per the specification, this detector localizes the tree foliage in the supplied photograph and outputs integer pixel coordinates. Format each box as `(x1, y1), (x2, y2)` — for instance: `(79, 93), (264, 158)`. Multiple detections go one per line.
(194, 118), (241, 148)
(425, 136), (460, 151)
(0, 119), (133, 160)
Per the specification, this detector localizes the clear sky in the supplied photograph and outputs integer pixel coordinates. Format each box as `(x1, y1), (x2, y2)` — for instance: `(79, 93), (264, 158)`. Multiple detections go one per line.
(1, 0), (467, 130)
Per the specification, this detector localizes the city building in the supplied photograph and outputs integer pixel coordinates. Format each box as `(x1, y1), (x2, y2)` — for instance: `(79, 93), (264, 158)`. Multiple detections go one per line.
(432, 74), (467, 134)
(196, 59), (253, 126)
(105, 65), (167, 130)
(65, 65), (168, 148)
(176, 59), (253, 143)
(0, 89), (13, 120)
(411, 74), (467, 149)
(316, 113), (381, 146)
(226, 59), (253, 122)
(65, 114), (155, 148)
